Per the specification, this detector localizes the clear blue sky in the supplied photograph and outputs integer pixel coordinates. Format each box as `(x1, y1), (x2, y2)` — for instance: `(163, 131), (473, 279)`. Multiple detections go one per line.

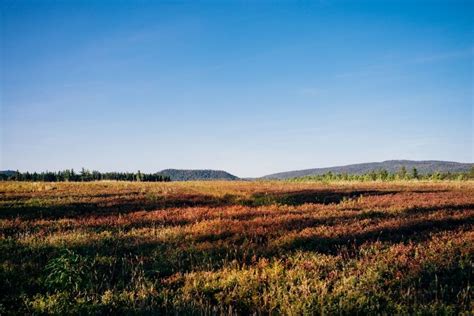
(1, 0), (473, 177)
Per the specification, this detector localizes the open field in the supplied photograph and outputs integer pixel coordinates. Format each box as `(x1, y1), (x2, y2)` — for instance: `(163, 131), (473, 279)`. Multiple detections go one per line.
(1, 180), (473, 314)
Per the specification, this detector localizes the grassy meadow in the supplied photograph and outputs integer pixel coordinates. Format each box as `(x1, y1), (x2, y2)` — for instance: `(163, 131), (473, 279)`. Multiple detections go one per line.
(1, 180), (473, 314)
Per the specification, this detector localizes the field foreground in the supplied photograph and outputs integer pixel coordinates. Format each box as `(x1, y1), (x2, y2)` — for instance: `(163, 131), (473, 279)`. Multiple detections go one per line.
(1, 181), (473, 314)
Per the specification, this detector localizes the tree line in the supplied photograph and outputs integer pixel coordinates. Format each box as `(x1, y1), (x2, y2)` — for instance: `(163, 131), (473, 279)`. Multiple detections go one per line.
(290, 166), (474, 182)
(0, 168), (171, 182)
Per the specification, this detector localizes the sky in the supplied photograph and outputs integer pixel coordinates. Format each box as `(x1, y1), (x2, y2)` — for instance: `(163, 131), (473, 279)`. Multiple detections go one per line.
(1, 0), (473, 177)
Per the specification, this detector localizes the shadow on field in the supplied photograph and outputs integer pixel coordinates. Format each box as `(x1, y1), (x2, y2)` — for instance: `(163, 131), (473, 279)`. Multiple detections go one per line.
(404, 203), (474, 214)
(176, 202), (472, 244)
(26, 216), (474, 275)
(0, 189), (451, 220)
(2, 203), (471, 303)
(242, 188), (449, 207)
(278, 214), (473, 255)
(0, 194), (239, 220)
(242, 189), (400, 206)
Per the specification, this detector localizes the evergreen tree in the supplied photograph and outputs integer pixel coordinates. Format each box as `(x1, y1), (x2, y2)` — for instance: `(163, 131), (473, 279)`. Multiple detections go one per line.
(379, 169), (389, 181)
(398, 166), (407, 179)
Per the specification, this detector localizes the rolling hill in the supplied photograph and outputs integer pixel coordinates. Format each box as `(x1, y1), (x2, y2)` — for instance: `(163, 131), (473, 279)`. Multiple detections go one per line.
(261, 160), (473, 180)
(0, 170), (16, 177)
(158, 169), (239, 181)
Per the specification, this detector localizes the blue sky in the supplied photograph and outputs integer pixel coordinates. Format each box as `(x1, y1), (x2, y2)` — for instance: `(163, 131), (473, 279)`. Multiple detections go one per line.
(1, 0), (473, 177)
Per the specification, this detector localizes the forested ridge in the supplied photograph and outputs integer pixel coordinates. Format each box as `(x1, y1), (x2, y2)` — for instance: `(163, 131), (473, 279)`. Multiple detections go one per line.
(0, 169), (170, 182)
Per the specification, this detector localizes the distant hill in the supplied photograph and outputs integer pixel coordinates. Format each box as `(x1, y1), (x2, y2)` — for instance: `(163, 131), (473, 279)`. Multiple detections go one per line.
(158, 169), (239, 181)
(261, 160), (474, 180)
(0, 170), (16, 177)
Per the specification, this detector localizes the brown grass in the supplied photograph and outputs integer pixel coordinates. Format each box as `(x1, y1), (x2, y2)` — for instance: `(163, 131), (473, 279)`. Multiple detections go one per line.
(0, 180), (473, 314)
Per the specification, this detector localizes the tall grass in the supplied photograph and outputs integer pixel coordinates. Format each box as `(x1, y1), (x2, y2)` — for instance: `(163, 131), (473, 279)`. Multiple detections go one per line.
(0, 181), (472, 314)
